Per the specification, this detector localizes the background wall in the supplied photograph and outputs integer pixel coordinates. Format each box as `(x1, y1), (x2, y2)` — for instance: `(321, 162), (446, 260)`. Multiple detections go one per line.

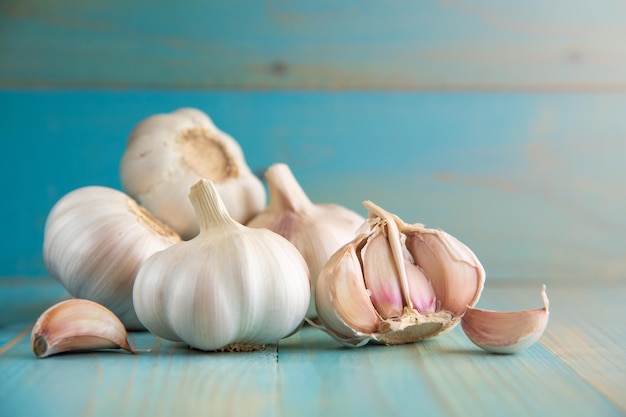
(1, 1), (625, 282)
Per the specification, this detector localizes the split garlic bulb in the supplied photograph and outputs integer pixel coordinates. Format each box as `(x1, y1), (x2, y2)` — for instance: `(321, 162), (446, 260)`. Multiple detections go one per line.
(43, 186), (181, 330)
(314, 201), (485, 346)
(120, 107), (266, 240)
(133, 178), (311, 351)
(247, 163), (365, 318)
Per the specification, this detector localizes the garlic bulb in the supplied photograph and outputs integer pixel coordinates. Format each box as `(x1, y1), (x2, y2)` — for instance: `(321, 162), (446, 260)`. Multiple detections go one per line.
(314, 201), (485, 346)
(43, 186), (181, 330)
(119, 108), (266, 239)
(461, 285), (550, 354)
(31, 299), (133, 358)
(133, 178), (310, 351)
(247, 163), (365, 318)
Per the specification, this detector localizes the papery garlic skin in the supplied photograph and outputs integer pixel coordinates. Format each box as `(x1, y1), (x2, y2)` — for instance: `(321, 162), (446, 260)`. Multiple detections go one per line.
(120, 108), (266, 239)
(314, 201), (485, 346)
(461, 285), (550, 354)
(43, 186), (181, 330)
(133, 178), (310, 351)
(31, 299), (133, 358)
(247, 163), (365, 318)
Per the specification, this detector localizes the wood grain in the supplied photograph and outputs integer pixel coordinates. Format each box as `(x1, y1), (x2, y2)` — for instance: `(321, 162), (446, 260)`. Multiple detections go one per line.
(480, 282), (626, 414)
(2, 91), (625, 282)
(2, 1), (626, 89)
(0, 279), (622, 417)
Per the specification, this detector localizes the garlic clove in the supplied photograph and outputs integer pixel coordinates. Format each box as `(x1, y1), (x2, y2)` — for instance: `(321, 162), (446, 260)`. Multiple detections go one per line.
(247, 163), (365, 318)
(405, 230), (484, 317)
(461, 285), (550, 354)
(404, 258), (437, 314)
(362, 231), (404, 319)
(31, 299), (133, 358)
(315, 239), (382, 340)
(120, 108), (266, 239)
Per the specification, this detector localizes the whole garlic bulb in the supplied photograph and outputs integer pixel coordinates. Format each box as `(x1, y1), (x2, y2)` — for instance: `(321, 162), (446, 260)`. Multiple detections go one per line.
(43, 186), (181, 330)
(314, 200), (485, 346)
(247, 163), (365, 318)
(133, 178), (310, 351)
(119, 107), (266, 240)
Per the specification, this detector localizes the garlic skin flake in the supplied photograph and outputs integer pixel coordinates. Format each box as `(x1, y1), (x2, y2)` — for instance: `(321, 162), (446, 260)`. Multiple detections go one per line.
(314, 201), (485, 346)
(120, 108), (266, 240)
(43, 186), (181, 330)
(133, 178), (311, 352)
(247, 163), (365, 318)
(31, 299), (133, 358)
(461, 285), (550, 354)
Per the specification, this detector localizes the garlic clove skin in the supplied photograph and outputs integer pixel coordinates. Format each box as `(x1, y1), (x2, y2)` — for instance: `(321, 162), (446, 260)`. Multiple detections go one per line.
(247, 163), (365, 318)
(31, 299), (133, 358)
(120, 108), (266, 240)
(315, 238), (382, 343)
(43, 186), (181, 330)
(133, 178), (311, 352)
(314, 201), (485, 346)
(461, 285), (550, 354)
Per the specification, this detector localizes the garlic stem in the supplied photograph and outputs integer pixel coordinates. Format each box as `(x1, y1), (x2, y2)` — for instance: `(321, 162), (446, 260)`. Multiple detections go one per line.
(265, 163), (314, 213)
(189, 179), (239, 233)
(363, 200), (414, 310)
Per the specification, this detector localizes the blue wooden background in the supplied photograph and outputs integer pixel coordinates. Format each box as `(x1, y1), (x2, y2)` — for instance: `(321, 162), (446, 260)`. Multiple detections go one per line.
(1, 1), (625, 283)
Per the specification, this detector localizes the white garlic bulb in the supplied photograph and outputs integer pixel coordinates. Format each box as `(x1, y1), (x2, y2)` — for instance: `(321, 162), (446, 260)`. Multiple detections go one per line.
(119, 107), (266, 240)
(133, 178), (310, 351)
(314, 200), (485, 346)
(31, 299), (133, 358)
(43, 186), (181, 330)
(247, 163), (365, 318)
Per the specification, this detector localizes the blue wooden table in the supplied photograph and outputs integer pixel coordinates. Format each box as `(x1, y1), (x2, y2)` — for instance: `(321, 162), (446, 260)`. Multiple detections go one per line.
(1, 278), (625, 416)
(2, 2), (626, 416)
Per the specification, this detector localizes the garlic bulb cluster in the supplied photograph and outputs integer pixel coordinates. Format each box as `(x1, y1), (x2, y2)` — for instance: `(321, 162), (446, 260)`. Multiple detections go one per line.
(120, 108), (266, 240)
(461, 285), (550, 354)
(43, 186), (181, 330)
(314, 200), (485, 346)
(31, 299), (133, 358)
(133, 178), (311, 351)
(247, 163), (365, 318)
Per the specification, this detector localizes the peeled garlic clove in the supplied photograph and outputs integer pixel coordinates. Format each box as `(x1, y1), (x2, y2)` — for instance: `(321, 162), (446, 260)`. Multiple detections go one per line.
(315, 200), (485, 346)
(247, 163), (365, 318)
(120, 108), (266, 239)
(461, 285), (550, 354)
(133, 178), (310, 352)
(43, 186), (181, 330)
(31, 299), (133, 358)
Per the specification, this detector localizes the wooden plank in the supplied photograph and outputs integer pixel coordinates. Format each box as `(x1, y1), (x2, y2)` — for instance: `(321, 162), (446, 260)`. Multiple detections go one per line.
(0, 331), (280, 417)
(478, 282), (626, 414)
(2, 1), (626, 89)
(1, 91), (625, 283)
(1, 280), (623, 417)
(277, 325), (622, 416)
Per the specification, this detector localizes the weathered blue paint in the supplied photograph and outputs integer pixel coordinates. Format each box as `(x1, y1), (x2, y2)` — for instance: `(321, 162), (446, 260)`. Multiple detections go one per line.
(0, 280), (624, 417)
(2, 1), (626, 89)
(1, 91), (625, 281)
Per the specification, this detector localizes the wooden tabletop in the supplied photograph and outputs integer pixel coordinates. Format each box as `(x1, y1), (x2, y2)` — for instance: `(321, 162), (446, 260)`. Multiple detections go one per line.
(1, 278), (623, 417)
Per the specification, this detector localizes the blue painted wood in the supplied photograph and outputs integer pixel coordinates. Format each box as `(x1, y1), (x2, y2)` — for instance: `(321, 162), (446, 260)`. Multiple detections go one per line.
(1, 280), (624, 417)
(2, 1), (626, 89)
(1, 90), (625, 282)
